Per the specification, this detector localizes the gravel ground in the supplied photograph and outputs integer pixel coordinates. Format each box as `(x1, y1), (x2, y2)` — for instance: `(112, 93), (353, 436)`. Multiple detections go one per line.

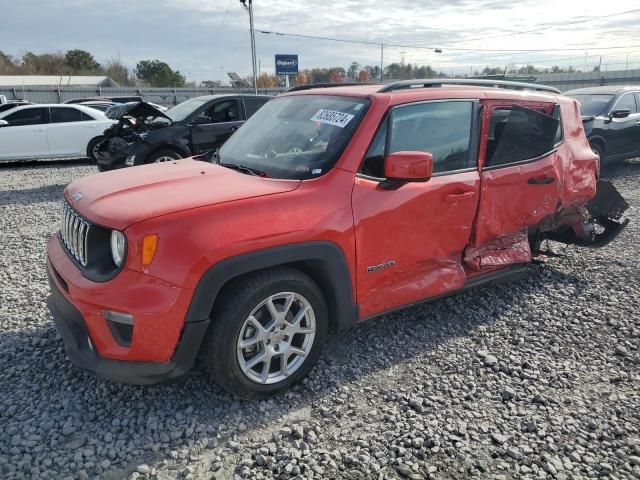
(0, 159), (639, 480)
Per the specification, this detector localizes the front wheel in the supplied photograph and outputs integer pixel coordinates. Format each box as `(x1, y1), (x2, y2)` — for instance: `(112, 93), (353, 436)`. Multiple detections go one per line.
(87, 136), (106, 162)
(201, 267), (328, 399)
(145, 149), (182, 164)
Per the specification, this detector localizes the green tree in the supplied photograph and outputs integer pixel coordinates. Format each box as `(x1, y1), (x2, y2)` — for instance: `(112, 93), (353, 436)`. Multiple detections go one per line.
(347, 62), (361, 80)
(64, 49), (100, 72)
(135, 59), (186, 87)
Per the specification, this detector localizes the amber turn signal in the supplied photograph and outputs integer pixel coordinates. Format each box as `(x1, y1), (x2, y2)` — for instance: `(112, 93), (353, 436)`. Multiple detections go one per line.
(141, 235), (158, 266)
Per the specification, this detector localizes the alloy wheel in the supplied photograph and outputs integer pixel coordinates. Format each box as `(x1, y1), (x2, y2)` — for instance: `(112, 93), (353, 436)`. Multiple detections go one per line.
(236, 292), (316, 384)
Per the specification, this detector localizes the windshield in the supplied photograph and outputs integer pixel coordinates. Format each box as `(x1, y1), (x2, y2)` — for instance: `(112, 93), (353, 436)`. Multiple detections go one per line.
(568, 94), (615, 116)
(165, 97), (209, 122)
(218, 95), (370, 180)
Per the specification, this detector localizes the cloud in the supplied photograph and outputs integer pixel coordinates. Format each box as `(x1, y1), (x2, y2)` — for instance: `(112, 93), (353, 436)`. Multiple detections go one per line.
(2, 0), (639, 81)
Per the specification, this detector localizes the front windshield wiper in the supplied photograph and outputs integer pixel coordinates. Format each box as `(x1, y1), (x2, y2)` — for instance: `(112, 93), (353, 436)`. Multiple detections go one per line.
(219, 162), (267, 177)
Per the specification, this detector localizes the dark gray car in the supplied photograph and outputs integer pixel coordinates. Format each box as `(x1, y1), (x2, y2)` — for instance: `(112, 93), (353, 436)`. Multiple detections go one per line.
(95, 94), (271, 171)
(565, 86), (640, 164)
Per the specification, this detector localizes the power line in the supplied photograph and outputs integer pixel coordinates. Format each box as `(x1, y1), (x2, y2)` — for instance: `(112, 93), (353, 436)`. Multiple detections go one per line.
(258, 29), (640, 53)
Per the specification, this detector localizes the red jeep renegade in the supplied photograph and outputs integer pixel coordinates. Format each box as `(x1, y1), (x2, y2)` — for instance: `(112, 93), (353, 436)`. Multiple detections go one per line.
(47, 79), (628, 399)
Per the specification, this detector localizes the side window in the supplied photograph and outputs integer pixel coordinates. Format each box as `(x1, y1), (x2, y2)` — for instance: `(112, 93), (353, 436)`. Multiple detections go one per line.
(4, 107), (48, 126)
(50, 107), (84, 123)
(243, 98), (269, 118)
(205, 100), (239, 123)
(485, 105), (560, 168)
(80, 112), (95, 121)
(635, 93), (640, 111)
(389, 101), (473, 174)
(359, 117), (389, 178)
(613, 93), (638, 114)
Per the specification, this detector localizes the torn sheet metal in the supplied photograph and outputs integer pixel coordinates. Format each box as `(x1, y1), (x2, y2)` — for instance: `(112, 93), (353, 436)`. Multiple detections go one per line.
(464, 230), (531, 272)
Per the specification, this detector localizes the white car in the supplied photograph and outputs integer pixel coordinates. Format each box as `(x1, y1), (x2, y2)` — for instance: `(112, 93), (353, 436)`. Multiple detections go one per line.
(0, 104), (115, 161)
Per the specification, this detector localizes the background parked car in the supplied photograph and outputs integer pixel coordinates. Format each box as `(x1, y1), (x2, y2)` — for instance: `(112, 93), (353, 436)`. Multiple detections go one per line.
(64, 95), (144, 105)
(95, 94), (270, 171)
(0, 104), (114, 162)
(0, 100), (33, 113)
(565, 86), (640, 164)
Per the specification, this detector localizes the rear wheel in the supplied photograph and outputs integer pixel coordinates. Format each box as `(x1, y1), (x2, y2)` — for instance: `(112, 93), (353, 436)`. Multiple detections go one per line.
(145, 149), (182, 164)
(201, 267), (328, 399)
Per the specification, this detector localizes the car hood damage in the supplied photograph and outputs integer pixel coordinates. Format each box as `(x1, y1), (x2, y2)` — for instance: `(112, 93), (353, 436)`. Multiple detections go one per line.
(105, 101), (173, 123)
(64, 160), (301, 230)
(95, 102), (174, 164)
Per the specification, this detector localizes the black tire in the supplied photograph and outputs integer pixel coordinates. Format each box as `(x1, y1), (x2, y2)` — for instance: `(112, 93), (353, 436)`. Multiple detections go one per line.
(201, 267), (328, 399)
(144, 149), (182, 164)
(590, 141), (605, 164)
(86, 136), (105, 162)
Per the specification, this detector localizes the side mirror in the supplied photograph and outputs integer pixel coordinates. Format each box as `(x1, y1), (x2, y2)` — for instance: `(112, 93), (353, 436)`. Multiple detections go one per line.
(610, 109), (631, 119)
(384, 151), (433, 182)
(0, 120), (8, 128)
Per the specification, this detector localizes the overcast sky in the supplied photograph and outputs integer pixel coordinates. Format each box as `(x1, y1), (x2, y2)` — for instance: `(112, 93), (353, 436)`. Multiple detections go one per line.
(2, 0), (640, 83)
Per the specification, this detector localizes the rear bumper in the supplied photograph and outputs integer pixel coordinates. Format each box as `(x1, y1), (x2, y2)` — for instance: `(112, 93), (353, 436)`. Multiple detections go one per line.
(47, 269), (209, 384)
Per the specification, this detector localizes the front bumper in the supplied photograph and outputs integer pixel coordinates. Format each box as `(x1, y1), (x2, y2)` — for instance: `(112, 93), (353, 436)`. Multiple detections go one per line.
(46, 235), (209, 385)
(97, 142), (149, 171)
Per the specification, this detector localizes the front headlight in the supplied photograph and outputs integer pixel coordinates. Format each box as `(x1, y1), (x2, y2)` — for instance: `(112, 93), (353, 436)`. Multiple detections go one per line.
(110, 230), (126, 267)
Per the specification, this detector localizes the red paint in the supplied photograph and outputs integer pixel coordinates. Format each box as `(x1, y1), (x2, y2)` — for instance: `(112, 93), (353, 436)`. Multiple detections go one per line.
(48, 85), (600, 365)
(384, 151), (433, 180)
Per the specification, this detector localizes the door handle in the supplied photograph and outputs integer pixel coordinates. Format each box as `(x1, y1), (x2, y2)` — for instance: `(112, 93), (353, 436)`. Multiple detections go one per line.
(230, 126), (239, 131)
(445, 191), (475, 201)
(528, 177), (555, 185)
(32, 128), (46, 132)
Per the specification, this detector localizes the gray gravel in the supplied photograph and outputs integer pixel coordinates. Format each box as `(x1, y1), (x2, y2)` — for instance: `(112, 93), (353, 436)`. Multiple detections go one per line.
(0, 159), (639, 480)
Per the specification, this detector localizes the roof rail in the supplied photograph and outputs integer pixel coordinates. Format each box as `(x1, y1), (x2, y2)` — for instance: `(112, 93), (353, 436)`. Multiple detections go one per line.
(378, 78), (560, 94)
(285, 82), (372, 93)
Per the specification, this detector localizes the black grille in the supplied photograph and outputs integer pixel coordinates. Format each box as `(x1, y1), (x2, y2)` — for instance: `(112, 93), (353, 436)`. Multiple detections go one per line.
(60, 201), (91, 267)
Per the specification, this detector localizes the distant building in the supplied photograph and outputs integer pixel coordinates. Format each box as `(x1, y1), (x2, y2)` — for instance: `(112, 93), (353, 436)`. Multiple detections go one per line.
(0, 75), (119, 87)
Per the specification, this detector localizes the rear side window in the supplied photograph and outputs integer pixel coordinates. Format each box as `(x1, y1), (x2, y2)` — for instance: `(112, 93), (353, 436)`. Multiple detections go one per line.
(244, 98), (269, 118)
(389, 101), (474, 174)
(50, 107), (84, 123)
(485, 105), (560, 168)
(3, 107), (48, 126)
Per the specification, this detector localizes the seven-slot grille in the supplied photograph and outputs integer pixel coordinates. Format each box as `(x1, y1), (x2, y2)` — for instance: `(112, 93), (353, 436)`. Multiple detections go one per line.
(60, 201), (90, 266)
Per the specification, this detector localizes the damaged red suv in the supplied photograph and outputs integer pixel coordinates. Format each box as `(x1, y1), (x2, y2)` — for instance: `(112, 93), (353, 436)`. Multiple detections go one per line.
(47, 79), (629, 398)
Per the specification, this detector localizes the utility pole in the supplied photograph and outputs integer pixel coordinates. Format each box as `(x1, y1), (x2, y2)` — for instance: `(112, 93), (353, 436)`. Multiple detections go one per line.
(380, 44), (384, 82)
(240, 0), (258, 94)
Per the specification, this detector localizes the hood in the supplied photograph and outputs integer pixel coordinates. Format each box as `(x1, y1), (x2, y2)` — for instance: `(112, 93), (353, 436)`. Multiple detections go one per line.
(65, 160), (301, 230)
(105, 101), (172, 123)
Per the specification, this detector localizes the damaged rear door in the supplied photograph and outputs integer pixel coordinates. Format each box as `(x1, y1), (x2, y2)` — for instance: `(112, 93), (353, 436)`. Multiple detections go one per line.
(467, 102), (562, 271)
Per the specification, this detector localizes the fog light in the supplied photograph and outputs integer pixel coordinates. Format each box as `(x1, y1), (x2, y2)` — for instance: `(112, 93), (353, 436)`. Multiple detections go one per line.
(103, 310), (134, 325)
(125, 155), (136, 166)
(103, 310), (134, 347)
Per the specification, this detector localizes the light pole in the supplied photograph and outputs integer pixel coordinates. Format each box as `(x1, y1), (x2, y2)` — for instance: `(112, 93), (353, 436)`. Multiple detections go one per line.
(240, 0), (258, 94)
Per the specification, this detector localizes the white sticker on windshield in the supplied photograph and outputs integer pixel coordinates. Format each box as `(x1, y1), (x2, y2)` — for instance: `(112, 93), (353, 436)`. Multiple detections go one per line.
(310, 109), (355, 128)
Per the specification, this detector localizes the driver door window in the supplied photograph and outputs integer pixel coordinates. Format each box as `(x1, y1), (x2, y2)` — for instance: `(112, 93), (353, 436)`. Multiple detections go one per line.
(204, 100), (240, 124)
(4, 107), (48, 126)
(359, 100), (474, 178)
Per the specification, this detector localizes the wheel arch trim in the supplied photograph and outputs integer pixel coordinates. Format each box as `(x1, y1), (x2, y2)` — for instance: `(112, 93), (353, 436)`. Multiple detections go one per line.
(184, 241), (359, 331)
